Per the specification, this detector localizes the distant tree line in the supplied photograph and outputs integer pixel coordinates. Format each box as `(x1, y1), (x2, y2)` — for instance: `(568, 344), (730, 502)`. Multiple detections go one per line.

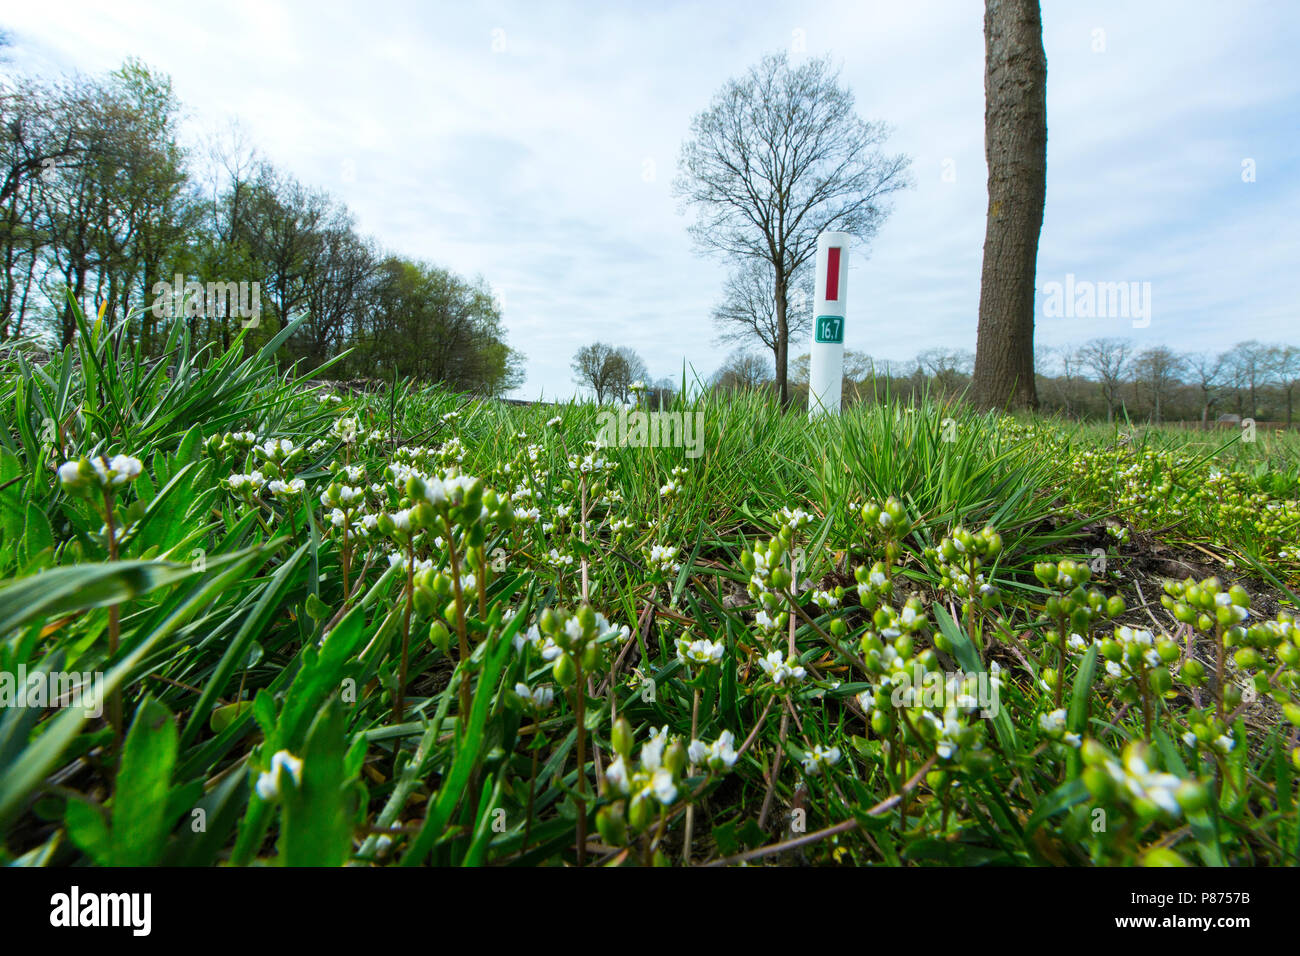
(707, 339), (1300, 427)
(0, 58), (523, 394)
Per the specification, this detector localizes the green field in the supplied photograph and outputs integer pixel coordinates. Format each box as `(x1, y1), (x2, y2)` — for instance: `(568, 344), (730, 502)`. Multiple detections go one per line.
(1, 312), (1298, 866)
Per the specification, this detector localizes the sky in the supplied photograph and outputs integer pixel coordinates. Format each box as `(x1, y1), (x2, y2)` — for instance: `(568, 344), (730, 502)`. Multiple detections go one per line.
(3, 0), (1297, 399)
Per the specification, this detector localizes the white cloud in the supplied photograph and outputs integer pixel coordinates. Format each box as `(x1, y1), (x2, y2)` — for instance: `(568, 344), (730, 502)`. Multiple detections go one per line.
(4, 0), (1296, 397)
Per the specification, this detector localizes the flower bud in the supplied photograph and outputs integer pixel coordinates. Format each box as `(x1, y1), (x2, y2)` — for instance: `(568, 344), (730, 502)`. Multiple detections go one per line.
(1175, 780), (1209, 813)
(664, 739), (686, 777)
(612, 716), (634, 758)
(596, 804), (627, 846)
(553, 653), (576, 686)
(429, 620), (450, 654)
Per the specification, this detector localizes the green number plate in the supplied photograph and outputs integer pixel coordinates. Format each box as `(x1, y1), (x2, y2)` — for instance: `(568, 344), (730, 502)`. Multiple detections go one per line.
(815, 315), (844, 344)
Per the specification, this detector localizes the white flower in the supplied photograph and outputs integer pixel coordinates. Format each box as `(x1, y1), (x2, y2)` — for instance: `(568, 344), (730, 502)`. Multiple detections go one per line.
(648, 767), (677, 804)
(226, 471), (265, 493)
(606, 755), (630, 795)
(758, 650), (806, 685)
(812, 590), (840, 609)
(689, 730), (739, 773)
(57, 461), (82, 487)
(676, 636), (725, 667)
(267, 477), (306, 497)
(801, 744), (841, 774)
(646, 543), (680, 573)
(514, 682), (555, 711)
(1039, 708), (1066, 734)
(641, 725), (670, 771)
(255, 749), (303, 801)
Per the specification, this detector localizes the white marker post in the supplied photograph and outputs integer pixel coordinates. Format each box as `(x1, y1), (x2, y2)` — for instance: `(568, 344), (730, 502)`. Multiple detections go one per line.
(808, 231), (850, 417)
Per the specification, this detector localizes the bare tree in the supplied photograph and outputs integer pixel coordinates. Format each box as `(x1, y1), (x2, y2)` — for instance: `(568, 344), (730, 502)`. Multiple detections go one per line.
(675, 51), (910, 407)
(971, 0), (1048, 411)
(609, 346), (648, 404)
(1268, 344), (1300, 427)
(1078, 337), (1131, 423)
(1131, 346), (1186, 424)
(1186, 351), (1225, 428)
(572, 341), (621, 404)
(1225, 340), (1269, 419)
(712, 258), (811, 376)
(711, 348), (773, 391)
(917, 347), (975, 395)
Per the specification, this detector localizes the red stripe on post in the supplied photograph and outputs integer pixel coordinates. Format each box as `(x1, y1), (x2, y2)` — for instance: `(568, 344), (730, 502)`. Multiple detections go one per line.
(825, 247), (841, 301)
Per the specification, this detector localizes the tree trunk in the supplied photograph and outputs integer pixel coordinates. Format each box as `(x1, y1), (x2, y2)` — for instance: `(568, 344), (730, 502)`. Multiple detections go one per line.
(971, 0), (1047, 412)
(774, 271), (789, 408)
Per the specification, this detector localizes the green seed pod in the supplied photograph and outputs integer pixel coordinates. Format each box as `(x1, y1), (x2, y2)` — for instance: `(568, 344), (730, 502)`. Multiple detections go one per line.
(612, 716), (634, 758)
(1233, 647), (1261, 670)
(1070, 607), (1092, 634)
(870, 710), (891, 736)
(627, 795), (650, 832)
(596, 804), (627, 846)
(1180, 659), (1205, 684)
(539, 607), (560, 635)
(664, 739), (686, 777)
(429, 620), (450, 654)
(1157, 640), (1180, 663)
(1081, 738), (1108, 766)
(1175, 780), (1209, 814)
(1106, 595), (1126, 617)
(553, 652), (576, 686)
(1100, 639), (1123, 662)
(1148, 668), (1172, 695)
(580, 642), (601, 671)
(412, 584), (436, 618)
(1083, 766), (1115, 801)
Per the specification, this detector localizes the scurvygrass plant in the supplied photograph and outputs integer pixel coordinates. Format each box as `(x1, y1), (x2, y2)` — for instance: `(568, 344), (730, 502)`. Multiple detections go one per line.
(0, 300), (1297, 866)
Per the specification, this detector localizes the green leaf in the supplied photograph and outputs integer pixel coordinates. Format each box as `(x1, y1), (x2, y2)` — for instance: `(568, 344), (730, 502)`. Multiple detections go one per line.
(280, 699), (355, 867)
(110, 696), (179, 865)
